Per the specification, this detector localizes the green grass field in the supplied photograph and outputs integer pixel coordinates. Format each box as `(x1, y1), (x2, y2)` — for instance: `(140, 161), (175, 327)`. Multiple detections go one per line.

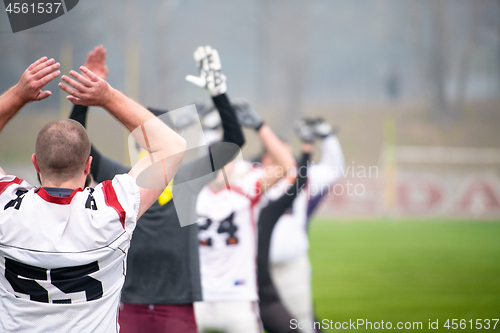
(308, 218), (500, 331)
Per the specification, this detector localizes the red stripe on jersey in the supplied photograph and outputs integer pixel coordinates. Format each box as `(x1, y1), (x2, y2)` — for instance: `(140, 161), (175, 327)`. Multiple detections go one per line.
(0, 177), (23, 196)
(36, 187), (83, 204)
(229, 179), (262, 204)
(228, 185), (245, 197)
(249, 179), (261, 243)
(101, 180), (126, 229)
(250, 179), (262, 206)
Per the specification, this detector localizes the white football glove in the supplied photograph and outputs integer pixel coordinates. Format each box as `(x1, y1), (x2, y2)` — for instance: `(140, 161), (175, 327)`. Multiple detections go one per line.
(313, 118), (336, 138)
(185, 46), (227, 97)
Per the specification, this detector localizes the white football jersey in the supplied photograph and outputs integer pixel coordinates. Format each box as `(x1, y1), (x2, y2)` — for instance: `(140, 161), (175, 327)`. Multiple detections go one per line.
(196, 162), (263, 302)
(0, 172), (140, 333)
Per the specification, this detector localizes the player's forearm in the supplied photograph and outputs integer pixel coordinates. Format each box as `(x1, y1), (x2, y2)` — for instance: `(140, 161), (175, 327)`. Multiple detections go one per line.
(295, 151), (310, 194)
(267, 152), (310, 218)
(102, 89), (154, 133)
(69, 104), (89, 129)
(258, 124), (296, 172)
(212, 94), (245, 147)
(129, 105), (186, 218)
(2, 57), (60, 132)
(103, 88), (186, 156)
(0, 85), (24, 173)
(0, 85), (26, 132)
(301, 142), (314, 155)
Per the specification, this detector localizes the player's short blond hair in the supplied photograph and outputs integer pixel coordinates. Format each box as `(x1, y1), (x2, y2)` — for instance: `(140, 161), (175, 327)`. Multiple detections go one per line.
(35, 119), (91, 182)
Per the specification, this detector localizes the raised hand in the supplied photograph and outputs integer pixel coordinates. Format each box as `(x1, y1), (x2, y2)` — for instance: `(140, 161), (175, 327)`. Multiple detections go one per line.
(231, 99), (264, 131)
(293, 118), (316, 143)
(58, 66), (113, 107)
(84, 45), (109, 80)
(15, 56), (61, 102)
(0, 57), (60, 132)
(185, 46), (227, 97)
(313, 118), (335, 138)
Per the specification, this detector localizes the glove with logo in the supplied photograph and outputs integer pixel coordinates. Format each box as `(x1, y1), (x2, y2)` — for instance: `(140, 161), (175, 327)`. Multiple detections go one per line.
(293, 118), (316, 143)
(185, 46), (227, 97)
(231, 99), (264, 131)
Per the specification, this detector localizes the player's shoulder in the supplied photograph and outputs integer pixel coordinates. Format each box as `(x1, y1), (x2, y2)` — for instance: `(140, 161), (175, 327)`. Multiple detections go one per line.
(0, 173), (34, 197)
(94, 174), (139, 197)
(93, 173), (141, 227)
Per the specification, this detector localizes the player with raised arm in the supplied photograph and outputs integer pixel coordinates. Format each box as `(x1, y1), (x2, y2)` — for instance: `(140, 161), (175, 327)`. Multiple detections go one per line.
(194, 98), (296, 333)
(0, 57), (185, 333)
(262, 117), (345, 333)
(257, 138), (313, 333)
(69, 45), (245, 333)
(0, 57), (60, 131)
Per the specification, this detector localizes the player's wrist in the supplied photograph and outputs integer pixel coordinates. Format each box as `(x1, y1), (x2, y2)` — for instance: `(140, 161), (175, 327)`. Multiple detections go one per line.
(101, 86), (118, 111)
(209, 82), (227, 97)
(209, 72), (227, 97)
(314, 120), (335, 139)
(254, 121), (264, 131)
(294, 118), (316, 143)
(301, 142), (314, 154)
(11, 83), (29, 106)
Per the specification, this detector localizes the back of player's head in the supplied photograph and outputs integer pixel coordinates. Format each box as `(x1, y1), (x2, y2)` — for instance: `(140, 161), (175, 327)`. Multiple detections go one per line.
(35, 119), (91, 182)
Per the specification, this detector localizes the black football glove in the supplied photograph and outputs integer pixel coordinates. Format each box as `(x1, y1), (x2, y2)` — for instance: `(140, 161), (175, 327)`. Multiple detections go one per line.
(231, 99), (264, 131)
(293, 118), (316, 143)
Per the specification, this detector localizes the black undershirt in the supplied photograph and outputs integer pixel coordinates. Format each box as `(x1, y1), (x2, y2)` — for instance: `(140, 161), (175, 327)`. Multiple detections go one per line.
(257, 152), (310, 333)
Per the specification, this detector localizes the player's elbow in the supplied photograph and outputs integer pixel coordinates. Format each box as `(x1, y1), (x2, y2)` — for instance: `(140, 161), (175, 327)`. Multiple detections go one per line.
(283, 157), (297, 177)
(167, 135), (187, 177)
(162, 132), (187, 163)
(235, 134), (245, 148)
(174, 135), (187, 156)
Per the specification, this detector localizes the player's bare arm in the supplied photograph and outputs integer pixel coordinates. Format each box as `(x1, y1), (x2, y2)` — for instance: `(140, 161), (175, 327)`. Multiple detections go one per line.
(301, 141), (314, 155)
(59, 66), (186, 218)
(233, 100), (296, 192)
(257, 124), (297, 192)
(0, 57), (61, 132)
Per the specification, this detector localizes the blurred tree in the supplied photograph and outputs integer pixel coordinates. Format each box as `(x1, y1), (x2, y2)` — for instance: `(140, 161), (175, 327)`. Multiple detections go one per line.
(410, 0), (482, 125)
(453, 1), (481, 118)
